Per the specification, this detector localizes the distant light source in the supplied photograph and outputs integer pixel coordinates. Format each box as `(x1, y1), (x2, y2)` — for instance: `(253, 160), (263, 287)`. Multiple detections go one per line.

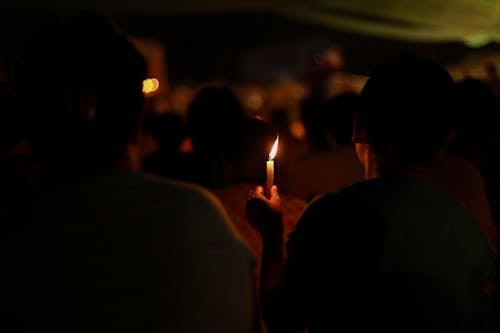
(246, 92), (264, 111)
(464, 34), (491, 48)
(143, 78), (160, 94)
(290, 120), (306, 140)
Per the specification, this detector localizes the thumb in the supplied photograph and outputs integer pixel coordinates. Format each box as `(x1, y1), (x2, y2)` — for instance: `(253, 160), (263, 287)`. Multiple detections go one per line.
(255, 185), (264, 195)
(271, 185), (278, 194)
(270, 185), (280, 198)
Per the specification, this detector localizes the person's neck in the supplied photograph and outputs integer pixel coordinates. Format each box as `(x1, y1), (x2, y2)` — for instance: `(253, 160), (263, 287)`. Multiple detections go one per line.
(365, 156), (429, 181)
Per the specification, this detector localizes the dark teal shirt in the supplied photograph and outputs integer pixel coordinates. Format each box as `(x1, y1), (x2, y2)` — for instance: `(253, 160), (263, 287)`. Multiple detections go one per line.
(266, 176), (494, 333)
(1, 171), (255, 333)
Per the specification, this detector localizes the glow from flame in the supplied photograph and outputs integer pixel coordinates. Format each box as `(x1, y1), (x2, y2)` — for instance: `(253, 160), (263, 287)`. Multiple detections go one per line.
(268, 135), (279, 161)
(143, 78), (160, 94)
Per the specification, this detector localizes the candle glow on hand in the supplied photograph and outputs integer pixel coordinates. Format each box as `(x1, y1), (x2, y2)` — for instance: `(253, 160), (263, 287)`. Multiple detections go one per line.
(266, 135), (279, 196)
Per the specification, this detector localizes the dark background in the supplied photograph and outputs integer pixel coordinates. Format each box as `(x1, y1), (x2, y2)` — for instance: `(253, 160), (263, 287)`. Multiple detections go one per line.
(1, 10), (499, 85)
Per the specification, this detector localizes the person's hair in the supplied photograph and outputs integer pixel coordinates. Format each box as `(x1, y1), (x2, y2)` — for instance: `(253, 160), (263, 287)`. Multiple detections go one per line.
(322, 92), (359, 147)
(16, 12), (147, 172)
(186, 86), (244, 159)
(354, 55), (455, 166)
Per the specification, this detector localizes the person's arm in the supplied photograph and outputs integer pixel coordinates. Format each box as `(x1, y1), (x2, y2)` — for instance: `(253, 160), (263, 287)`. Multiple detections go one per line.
(247, 185), (309, 333)
(247, 186), (285, 294)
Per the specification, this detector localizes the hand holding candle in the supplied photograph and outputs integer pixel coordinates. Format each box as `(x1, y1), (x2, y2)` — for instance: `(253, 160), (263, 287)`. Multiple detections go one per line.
(266, 135), (279, 197)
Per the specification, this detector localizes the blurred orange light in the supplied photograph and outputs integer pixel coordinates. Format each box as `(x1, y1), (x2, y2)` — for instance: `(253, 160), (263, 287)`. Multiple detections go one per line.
(290, 121), (306, 140)
(143, 78), (160, 94)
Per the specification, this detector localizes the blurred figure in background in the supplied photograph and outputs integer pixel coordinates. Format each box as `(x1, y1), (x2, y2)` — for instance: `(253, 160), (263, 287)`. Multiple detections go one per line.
(141, 112), (186, 180)
(448, 78), (500, 319)
(449, 79), (498, 170)
(184, 86), (245, 188)
(213, 116), (306, 280)
(1, 12), (257, 333)
(283, 93), (364, 201)
(426, 79), (497, 252)
(267, 107), (308, 186)
(213, 116), (305, 332)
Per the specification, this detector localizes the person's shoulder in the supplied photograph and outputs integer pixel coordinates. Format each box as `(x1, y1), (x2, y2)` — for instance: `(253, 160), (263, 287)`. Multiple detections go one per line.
(316, 177), (386, 202)
(292, 181), (366, 229)
(334, 176), (457, 203)
(123, 172), (254, 250)
(127, 171), (219, 202)
(298, 178), (400, 229)
(287, 181), (376, 251)
(104, 173), (235, 224)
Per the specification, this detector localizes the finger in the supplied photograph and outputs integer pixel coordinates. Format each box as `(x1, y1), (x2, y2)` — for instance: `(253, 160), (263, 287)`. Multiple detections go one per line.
(255, 185), (264, 195)
(271, 185), (278, 194)
(270, 185), (280, 199)
(253, 190), (268, 201)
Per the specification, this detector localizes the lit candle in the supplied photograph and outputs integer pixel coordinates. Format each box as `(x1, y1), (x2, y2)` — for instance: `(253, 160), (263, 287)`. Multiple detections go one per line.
(266, 135), (279, 196)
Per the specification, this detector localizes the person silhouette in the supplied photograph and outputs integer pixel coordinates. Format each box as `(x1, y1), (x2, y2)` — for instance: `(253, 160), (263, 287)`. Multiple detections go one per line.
(247, 55), (495, 333)
(2, 12), (257, 333)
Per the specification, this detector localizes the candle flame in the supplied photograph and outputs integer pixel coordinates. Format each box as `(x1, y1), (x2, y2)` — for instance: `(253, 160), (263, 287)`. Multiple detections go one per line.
(268, 135), (279, 160)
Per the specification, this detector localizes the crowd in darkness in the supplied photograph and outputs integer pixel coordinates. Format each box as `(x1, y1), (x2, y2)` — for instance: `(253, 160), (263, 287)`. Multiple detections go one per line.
(1, 11), (500, 333)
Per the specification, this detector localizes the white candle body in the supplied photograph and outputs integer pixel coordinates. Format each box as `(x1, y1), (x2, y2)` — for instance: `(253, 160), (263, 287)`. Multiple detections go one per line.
(266, 159), (274, 196)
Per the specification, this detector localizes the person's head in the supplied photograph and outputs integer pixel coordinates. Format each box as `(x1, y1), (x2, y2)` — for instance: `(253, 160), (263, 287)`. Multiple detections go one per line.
(186, 86), (245, 159)
(322, 92), (359, 148)
(142, 113), (185, 155)
(232, 116), (276, 183)
(354, 55), (455, 177)
(449, 78), (497, 163)
(16, 12), (147, 176)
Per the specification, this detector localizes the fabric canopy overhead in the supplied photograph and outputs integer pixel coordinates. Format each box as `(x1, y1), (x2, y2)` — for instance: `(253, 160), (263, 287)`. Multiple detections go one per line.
(3, 0), (500, 46)
(279, 0), (500, 47)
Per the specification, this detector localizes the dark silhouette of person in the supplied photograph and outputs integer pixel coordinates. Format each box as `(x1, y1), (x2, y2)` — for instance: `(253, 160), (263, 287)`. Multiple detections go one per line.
(283, 93), (364, 201)
(247, 55), (495, 333)
(449, 78), (498, 170)
(184, 85), (246, 188)
(423, 79), (497, 252)
(141, 112), (186, 179)
(212, 116), (306, 290)
(1, 12), (256, 333)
